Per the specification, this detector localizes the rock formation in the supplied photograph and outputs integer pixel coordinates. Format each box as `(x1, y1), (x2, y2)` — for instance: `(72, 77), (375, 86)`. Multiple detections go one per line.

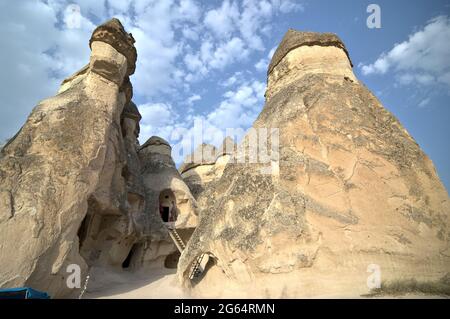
(0, 21), (448, 299)
(140, 136), (198, 230)
(177, 30), (450, 297)
(0, 18), (142, 298)
(0, 18), (202, 298)
(133, 136), (198, 269)
(180, 137), (236, 200)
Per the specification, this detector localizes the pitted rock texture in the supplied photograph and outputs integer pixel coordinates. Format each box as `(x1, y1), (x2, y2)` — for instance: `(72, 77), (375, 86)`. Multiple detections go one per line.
(268, 29), (353, 75)
(126, 136), (199, 270)
(139, 136), (198, 232)
(0, 19), (141, 298)
(177, 29), (450, 298)
(89, 18), (137, 76)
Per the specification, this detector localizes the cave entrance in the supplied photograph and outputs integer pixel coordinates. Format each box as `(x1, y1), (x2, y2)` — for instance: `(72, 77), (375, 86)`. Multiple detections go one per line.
(77, 214), (90, 250)
(164, 250), (181, 269)
(162, 206), (170, 222)
(159, 189), (177, 224)
(122, 244), (137, 269)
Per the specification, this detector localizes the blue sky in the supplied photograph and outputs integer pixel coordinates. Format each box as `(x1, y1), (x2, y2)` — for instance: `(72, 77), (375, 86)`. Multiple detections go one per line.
(0, 0), (449, 192)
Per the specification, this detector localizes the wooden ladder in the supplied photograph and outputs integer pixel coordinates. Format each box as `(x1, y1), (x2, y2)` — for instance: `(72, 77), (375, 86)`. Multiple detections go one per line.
(167, 226), (206, 280)
(168, 228), (186, 252)
(188, 253), (206, 280)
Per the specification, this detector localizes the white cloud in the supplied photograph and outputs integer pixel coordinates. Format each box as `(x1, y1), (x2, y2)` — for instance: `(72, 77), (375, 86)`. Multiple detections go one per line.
(129, 1), (192, 97)
(204, 0), (239, 38)
(418, 97), (431, 108)
(255, 59), (268, 72)
(359, 15), (450, 90)
(360, 58), (389, 75)
(139, 102), (175, 127)
(184, 36), (249, 80)
(184, 53), (205, 72)
(238, 0), (272, 50)
(182, 27), (199, 41)
(177, 0), (202, 23)
(131, 25), (181, 97)
(188, 94), (202, 105)
(195, 79), (265, 147)
(275, 0), (305, 13)
(437, 72), (450, 86)
(397, 73), (435, 86)
(268, 46), (276, 59)
(138, 79), (266, 162)
(209, 37), (249, 69)
(139, 102), (177, 142)
(202, 0), (304, 66)
(107, 0), (133, 13)
(200, 41), (214, 62)
(201, 80), (265, 139)
(221, 72), (242, 87)
(0, 0), (95, 141)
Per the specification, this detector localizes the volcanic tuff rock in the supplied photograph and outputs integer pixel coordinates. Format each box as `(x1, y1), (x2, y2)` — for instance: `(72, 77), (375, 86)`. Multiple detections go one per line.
(1, 18), (449, 299)
(139, 136), (198, 232)
(177, 29), (450, 297)
(180, 137), (237, 200)
(0, 18), (141, 297)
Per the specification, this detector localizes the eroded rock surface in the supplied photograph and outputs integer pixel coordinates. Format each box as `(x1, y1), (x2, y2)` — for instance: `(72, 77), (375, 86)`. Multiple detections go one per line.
(0, 18), (140, 298)
(139, 136), (198, 232)
(180, 137), (237, 200)
(1, 23), (448, 299)
(178, 30), (450, 297)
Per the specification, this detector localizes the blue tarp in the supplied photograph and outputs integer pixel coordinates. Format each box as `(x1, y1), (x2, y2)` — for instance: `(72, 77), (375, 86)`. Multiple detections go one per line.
(0, 287), (50, 299)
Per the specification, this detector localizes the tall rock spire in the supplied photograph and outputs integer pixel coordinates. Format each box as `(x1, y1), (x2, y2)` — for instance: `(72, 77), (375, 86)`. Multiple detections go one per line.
(177, 30), (450, 297)
(0, 18), (140, 297)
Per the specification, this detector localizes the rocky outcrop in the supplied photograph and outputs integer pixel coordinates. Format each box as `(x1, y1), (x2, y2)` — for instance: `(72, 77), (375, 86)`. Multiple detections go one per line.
(180, 137), (236, 200)
(89, 18), (137, 76)
(0, 18), (141, 298)
(177, 30), (450, 297)
(119, 136), (199, 270)
(139, 136), (198, 232)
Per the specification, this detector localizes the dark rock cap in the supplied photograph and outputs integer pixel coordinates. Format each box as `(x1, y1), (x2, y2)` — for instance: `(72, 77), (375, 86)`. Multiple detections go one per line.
(140, 136), (171, 151)
(268, 29), (353, 75)
(89, 18), (137, 75)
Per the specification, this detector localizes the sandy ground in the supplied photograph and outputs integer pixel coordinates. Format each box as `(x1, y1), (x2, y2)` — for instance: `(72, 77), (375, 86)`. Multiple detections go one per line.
(81, 267), (447, 299)
(83, 267), (187, 299)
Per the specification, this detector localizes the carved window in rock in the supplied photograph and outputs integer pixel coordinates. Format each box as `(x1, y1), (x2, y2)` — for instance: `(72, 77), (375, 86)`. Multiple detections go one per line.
(159, 189), (177, 223)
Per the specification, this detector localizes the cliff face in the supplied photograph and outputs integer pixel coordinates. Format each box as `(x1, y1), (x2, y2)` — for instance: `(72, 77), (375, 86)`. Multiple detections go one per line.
(177, 30), (450, 297)
(0, 19), (141, 297)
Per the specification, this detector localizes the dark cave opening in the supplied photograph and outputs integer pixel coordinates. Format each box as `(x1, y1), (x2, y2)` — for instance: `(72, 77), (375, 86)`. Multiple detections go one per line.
(159, 189), (177, 223)
(122, 244), (137, 269)
(161, 206), (170, 222)
(164, 250), (181, 269)
(77, 214), (90, 250)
